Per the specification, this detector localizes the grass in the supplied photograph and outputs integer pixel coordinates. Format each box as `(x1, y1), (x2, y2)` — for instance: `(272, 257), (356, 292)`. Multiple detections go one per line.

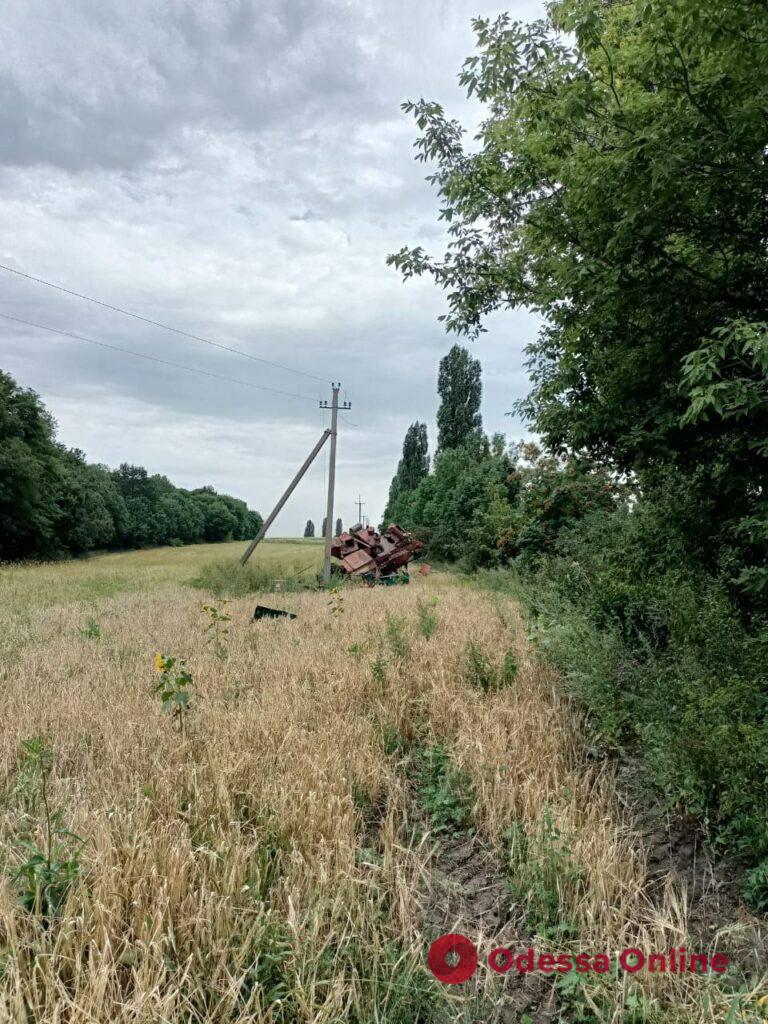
(0, 542), (764, 1022)
(189, 557), (319, 597)
(0, 538), (324, 608)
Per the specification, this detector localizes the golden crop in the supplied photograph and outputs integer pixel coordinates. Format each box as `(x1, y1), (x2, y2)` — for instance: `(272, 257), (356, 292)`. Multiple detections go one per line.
(0, 543), (762, 1022)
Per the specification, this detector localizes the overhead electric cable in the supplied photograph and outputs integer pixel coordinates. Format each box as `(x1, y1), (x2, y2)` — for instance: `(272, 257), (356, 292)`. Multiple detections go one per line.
(0, 262), (330, 384)
(0, 312), (318, 402)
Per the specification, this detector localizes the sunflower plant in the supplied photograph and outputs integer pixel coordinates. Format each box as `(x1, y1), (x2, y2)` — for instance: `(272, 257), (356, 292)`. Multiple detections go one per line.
(154, 653), (195, 739)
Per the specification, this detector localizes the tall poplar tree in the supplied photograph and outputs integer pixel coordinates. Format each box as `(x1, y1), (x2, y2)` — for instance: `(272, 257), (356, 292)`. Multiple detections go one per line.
(382, 421), (430, 526)
(436, 345), (482, 453)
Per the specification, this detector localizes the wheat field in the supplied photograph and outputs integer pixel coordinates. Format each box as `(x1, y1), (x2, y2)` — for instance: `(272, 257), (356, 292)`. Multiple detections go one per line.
(0, 543), (764, 1022)
(0, 539), (324, 610)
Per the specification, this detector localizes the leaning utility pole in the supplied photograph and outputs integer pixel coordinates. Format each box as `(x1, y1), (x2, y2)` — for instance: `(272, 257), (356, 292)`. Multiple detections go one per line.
(320, 383), (351, 586)
(239, 382), (350, 574)
(239, 428), (331, 565)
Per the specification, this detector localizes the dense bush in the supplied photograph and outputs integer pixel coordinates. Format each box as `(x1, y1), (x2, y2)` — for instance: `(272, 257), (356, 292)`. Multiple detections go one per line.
(479, 499), (768, 897)
(496, 444), (618, 566)
(0, 370), (262, 560)
(403, 433), (517, 570)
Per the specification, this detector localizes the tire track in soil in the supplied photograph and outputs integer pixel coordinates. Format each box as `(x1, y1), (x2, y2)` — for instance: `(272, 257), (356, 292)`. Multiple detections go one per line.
(408, 780), (562, 1024)
(617, 757), (768, 975)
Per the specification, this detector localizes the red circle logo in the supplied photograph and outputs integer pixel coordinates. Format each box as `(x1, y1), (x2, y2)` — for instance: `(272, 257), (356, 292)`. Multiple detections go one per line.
(427, 933), (478, 984)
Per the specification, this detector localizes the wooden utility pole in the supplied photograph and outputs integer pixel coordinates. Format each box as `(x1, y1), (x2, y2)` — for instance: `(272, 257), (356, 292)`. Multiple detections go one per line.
(320, 382), (351, 586)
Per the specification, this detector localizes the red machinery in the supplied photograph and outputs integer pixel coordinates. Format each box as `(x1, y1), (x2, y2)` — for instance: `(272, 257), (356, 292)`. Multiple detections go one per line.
(331, 524), (423, 580)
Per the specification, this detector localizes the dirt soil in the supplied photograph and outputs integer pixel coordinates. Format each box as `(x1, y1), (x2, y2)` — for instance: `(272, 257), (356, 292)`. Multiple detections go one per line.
(409, 779), (563, 1024)
(412, 752), (768, 1023)
(616, 756), (768, 976)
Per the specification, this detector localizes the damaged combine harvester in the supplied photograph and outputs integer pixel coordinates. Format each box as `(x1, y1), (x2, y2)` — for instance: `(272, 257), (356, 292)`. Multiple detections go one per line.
(331, 524), (426, 585)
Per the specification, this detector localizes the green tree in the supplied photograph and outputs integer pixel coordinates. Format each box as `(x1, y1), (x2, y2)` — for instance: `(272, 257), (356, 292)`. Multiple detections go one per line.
(112, 465), (154, 547)
(192, 491), (239, 542)
(211, 491), (256, 540)
(335, 517), (343, 536)
(156, 490), (203, 545)
(54, 450), (126, 553)
(388, 1), (768, 594)
(436, 346), (482, 453)
(0, 371), (63, 559)
(244, 508), (264, 540)
(406, 432), (515, 570)
(382, 421), (430, 525)
(304, 519), (315, 538)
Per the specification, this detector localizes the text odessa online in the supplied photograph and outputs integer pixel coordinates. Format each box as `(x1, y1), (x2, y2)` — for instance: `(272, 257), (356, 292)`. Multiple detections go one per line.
(488, 947), (729, 975)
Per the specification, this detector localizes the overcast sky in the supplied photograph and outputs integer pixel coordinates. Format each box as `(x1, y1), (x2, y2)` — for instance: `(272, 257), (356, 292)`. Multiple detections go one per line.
(0, 0), (544, 535)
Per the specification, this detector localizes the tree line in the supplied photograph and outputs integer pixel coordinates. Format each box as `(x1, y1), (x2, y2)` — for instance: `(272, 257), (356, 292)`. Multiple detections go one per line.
(0, 370), (263, 561)
(386, 0), (768, 905)
(303, 518), (343, 538)
(383, 344), (615, 572)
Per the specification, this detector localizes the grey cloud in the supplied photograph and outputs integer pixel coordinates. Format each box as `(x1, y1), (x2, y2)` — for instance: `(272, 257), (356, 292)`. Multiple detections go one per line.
(0, 0), (382, 171)
(289, 210), (324, 222)
(0, 0), (545, 531)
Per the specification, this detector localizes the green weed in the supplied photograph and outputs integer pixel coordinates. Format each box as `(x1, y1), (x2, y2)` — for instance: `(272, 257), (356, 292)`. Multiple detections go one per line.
(383, 722), (408, 758)
(555, 965), (672, 1024)
(201, 601), (231, 660)
(371, 653), (388, 689)
(743, 857), (768, 911)
(353, 939), (449, 1024)
(385, 614), (410, 659)
(80, 616), (101, 640)
(235, 917), (297, 1021)
(416, 597), (438, 639)
(242, 831), (284, 905)
(463, 641), (519, 693)
(415, 745), (474, 835)
(501, 648), (518, 685)
(13, 737), (85, 918)
(501, 809), (582, 939)
(463, 641), (496, 691)
(190, 559), (312, 598)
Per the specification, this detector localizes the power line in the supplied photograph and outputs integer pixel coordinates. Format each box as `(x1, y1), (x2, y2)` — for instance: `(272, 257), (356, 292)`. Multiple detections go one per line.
(0, 312), (318, 402)
(0, 262), (330, 385)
